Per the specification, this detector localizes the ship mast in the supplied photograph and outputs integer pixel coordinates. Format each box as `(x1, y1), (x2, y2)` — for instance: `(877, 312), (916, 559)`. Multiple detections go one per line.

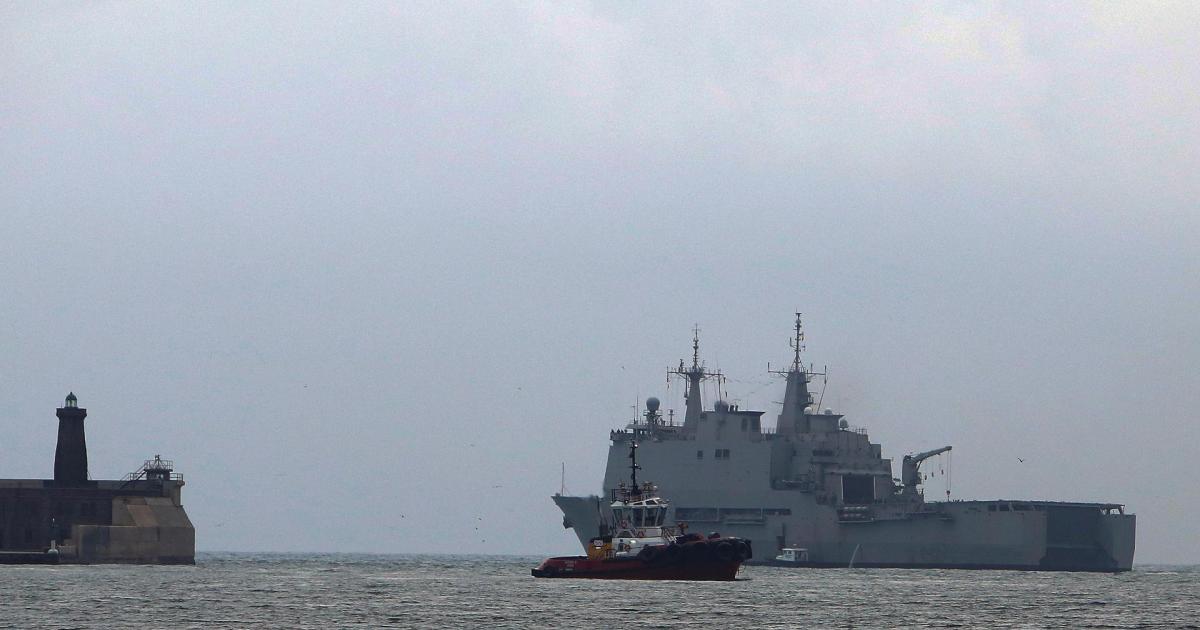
(668, 325), (722, 433)
(770, 313), (825, 434)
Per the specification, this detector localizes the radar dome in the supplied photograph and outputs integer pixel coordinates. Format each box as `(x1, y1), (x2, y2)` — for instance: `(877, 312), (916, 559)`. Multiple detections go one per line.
(714, 400), (730, 412)
(803, 406), (813, 414)
(824, 408), (833, 415)
(839, 418), (849, 429)
(646, 397), (660, 412)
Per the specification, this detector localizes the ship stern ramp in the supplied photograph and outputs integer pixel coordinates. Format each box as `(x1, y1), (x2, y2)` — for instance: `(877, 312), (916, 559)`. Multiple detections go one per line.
(1100, 511), (1136, 570)
(1038, 503), (1134, 571)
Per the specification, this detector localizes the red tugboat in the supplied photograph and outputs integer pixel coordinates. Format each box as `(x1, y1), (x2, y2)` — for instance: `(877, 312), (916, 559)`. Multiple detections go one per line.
(532, 441), (752, 580)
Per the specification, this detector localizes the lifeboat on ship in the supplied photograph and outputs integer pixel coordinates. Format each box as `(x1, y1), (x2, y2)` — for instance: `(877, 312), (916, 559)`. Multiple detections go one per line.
(532, 441), (752, 580)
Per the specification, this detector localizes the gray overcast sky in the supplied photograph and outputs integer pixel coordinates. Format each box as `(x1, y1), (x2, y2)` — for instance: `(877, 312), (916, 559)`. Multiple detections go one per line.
(2, 2), (1197, 563)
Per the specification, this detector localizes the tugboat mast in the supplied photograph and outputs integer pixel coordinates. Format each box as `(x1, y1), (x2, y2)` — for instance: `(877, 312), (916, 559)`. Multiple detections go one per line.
(628, 440), (641, 495)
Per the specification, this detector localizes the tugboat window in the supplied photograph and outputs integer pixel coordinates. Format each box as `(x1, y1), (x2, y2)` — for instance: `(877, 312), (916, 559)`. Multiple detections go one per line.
(697, 450), (703, 459)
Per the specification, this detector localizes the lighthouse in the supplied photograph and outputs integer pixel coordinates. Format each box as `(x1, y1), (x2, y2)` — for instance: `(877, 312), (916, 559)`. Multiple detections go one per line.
(54, 392), (89, 484)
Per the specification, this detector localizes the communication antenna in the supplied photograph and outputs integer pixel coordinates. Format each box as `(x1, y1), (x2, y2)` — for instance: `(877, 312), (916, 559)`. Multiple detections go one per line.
(789, 312), (805, 372)
(667, 324), (722, 417)
(769, 312), (826, 381)
(692, 323), (701, 368)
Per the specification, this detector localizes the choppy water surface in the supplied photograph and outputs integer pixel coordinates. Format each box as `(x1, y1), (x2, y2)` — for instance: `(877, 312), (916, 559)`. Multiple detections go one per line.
(0, 554), (1195, 629)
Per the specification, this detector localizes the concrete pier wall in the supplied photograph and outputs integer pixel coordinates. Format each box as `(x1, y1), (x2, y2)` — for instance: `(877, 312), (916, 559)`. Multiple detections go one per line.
(72, 497), (195, 564)
(0, 480), (195, 564)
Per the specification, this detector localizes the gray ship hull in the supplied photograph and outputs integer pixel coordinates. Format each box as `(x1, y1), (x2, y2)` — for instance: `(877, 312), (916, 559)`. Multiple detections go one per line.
(556, 452), (1135, 572)
(552, 494), (605, 539)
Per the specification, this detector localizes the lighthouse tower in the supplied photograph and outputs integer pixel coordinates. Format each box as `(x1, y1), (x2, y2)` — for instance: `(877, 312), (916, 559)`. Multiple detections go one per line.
(54, 392), (89, 484)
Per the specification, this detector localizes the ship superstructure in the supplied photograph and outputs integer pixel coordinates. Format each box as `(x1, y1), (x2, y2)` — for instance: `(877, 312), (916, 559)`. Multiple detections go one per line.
(553, 315), (1135, 572)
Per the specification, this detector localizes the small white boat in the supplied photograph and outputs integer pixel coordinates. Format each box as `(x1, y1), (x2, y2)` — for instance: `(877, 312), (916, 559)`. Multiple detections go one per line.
(775, 547), (809, 563)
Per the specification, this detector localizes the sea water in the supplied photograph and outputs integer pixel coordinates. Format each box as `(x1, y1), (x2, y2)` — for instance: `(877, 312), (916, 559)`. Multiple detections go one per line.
(0, 554), (1195, 629)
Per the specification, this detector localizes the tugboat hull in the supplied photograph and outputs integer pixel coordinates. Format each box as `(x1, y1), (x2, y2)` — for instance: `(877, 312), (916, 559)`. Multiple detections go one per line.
(535, 554), (739, 580)
(532, 555), (741, 580)
(533, 539), (749, 581)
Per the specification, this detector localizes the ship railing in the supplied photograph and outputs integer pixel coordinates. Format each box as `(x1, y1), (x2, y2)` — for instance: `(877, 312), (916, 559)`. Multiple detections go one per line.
(121, 456), (184, 484)
(837, 506), (874, 523)
(675, 507), (791, 524)
(121, 471), (184, 482)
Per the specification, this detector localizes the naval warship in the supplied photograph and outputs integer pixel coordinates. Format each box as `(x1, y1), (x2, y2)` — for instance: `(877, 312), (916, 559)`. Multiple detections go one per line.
(553, 316), (1136, 572)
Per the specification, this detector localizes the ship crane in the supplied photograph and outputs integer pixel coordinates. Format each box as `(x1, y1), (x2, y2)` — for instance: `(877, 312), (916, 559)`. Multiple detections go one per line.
(901, 446), (952, 496)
